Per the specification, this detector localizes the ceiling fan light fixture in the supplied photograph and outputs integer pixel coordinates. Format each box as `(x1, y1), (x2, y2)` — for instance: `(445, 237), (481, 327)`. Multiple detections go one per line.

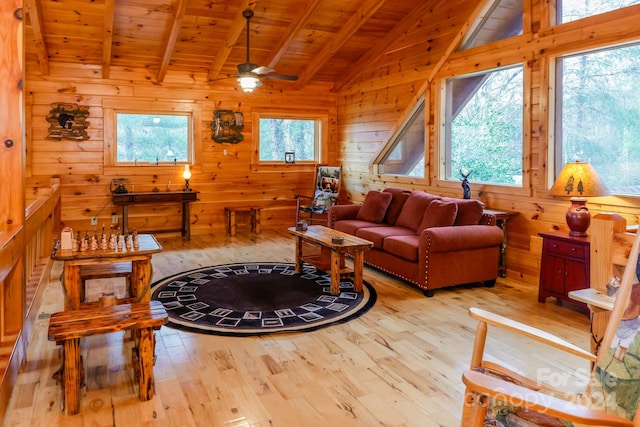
(238, 74), (260, 92)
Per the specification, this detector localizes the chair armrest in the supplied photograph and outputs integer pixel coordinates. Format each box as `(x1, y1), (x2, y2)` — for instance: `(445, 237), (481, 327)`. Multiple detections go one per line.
(420, 225), (504, 253)
(462, 370), (632, 426)
(469, 307), (596, 362)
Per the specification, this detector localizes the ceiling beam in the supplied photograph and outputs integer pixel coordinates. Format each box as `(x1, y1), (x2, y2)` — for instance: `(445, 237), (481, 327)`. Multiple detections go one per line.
(333, 0), (439, 92)
(207, 0), (256, 82)
(102, 0), (115, 79)
(157, 0), (189, 82)
(264, 0), (322, 69)
(293, 0), (386, 89)
(24, 0), (49, 75)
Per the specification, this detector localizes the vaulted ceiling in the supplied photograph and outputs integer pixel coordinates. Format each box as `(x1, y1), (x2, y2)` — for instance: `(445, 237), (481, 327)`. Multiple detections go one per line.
(23, 0), (434, 92)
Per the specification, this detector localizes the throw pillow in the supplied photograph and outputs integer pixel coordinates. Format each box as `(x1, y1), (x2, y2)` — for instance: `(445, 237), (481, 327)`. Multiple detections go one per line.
(383, 188), (412, 225)
(416, 199), (458, 234)
(356, 191), (393, 223)
(395, 192), (441, 231)
(445, 198), (484, 225)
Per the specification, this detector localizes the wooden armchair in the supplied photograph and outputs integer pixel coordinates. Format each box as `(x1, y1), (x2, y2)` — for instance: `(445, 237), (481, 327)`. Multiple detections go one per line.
(295, 165), (341, 226)
(461, 228), (640, 427)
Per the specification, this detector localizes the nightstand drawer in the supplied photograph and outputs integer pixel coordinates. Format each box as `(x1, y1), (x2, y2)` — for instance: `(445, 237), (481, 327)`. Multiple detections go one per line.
(544, 239), (586, 259)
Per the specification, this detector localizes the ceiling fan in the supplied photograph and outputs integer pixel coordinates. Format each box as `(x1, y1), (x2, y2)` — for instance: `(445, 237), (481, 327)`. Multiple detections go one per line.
(230, 9), (299, 92)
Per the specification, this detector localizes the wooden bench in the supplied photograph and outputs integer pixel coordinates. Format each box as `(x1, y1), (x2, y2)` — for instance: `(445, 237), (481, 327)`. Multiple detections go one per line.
(47, 301), (168, 415)
(224, 206), (261, 236)
(79, 262), (133, 302)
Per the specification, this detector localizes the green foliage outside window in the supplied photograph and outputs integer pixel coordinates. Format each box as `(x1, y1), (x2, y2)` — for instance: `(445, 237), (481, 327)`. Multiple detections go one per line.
(116, 113), (189, 164)
(557, 43), (640, 194)
(259, 118), (317, 162)
(447, 66), (524, 186)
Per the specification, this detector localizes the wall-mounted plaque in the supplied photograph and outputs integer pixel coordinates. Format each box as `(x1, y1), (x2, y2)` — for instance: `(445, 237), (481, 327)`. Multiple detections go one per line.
(46, 103), (90, 140)
(211, 110), (244, 144)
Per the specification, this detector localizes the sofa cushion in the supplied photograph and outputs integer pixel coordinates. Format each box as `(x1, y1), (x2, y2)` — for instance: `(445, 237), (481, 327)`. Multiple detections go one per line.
(443, 198), (485, 225)
(334, 220), (383, 235)
(395, 192), (440, 231)
(383, 235), (420, 262)
(356, 191), (393, 223)
(416, 199), (458, 234)
(383, 188), (413, 225)
(356, 226), (414, 249)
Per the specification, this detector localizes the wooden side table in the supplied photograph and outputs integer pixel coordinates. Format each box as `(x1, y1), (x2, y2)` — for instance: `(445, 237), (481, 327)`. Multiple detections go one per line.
(484, 209), (518, 277)
(538, 231), (589, 312)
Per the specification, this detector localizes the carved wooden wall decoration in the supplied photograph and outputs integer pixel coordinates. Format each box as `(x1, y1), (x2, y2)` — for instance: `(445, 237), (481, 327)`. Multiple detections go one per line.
(211, 110), (243, 144)
(46, 103), (90, 140)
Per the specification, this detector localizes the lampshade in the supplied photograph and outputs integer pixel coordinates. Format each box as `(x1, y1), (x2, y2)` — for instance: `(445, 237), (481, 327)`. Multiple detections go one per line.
(549, 161), (610, 236)
(182, 164), (191, 180)
(238, 75), (260, 92)
(183, 164), (192, 191)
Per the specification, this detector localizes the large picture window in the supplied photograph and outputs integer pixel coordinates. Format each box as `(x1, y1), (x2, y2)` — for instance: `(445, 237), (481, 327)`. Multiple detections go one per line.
(116, 113), (190, 164)
(555, 43), (640, 195)
(442, 65), (524, 186)
(103, 99), (199, 168)
(253, 112), (327, 164)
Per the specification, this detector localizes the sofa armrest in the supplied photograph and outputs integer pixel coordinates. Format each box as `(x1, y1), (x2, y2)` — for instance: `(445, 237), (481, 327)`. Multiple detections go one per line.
(328, 204), (361, 227)
(420, 225), (504, 253)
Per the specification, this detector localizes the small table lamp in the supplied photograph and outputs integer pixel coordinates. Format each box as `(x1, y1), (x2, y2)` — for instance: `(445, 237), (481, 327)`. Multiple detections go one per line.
(183, 164), (192, 191)
(549, 161), (610, 237)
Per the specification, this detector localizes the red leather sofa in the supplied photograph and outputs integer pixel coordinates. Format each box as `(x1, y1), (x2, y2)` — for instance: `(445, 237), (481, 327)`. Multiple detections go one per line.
(328, 188), (504, 297)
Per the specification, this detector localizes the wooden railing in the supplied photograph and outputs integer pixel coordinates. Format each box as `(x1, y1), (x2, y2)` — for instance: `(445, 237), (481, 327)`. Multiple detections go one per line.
(24, 179), (61, 338)
(0, 179), (60, 417)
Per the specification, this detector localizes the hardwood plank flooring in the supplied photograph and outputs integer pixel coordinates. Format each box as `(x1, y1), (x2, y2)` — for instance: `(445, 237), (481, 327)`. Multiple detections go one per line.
(2, 230), (591, 426)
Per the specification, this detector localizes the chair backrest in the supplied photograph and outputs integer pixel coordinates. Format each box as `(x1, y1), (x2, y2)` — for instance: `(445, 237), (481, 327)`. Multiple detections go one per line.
(590, 229), (640, 422)
(311, 165), (341, 209)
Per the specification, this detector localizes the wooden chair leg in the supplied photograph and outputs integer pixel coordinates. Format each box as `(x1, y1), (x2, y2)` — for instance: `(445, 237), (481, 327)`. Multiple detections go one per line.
(63, 338), (82, 415)
(133, 328), (156, 401)
(461, 388), (487, 427)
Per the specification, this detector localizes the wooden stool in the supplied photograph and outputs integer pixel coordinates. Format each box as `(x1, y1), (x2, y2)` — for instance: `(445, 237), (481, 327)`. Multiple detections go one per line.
(224, 207), (261, 236)
(79, 262), (132, 302)
(47, 301), (168, 415)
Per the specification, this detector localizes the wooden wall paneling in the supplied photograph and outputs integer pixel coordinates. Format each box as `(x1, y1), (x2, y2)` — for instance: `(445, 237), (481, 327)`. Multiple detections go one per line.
(336, 2), (640, 287)
(26, 73), (338, 234)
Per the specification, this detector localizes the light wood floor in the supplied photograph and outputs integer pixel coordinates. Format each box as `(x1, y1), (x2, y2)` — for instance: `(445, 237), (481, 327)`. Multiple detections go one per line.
(2, 229), (591, 427)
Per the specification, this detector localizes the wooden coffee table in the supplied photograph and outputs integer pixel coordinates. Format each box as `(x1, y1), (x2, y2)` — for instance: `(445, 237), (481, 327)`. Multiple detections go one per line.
(287, 225), (373, 295)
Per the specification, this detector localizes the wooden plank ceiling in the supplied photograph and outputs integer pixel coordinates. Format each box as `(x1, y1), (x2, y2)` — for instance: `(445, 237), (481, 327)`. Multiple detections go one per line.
(23, 0), (431, 91)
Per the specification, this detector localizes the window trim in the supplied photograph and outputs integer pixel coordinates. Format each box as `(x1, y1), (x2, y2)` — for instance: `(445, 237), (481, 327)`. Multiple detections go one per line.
(251, 110), (328, 172)
(103, 99), (201, 173)
(434, 63), (532, 197)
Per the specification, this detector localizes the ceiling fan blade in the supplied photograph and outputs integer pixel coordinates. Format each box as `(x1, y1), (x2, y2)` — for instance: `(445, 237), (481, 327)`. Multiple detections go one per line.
(208, 75), (236, 83)
(262, 74), (299, 81)
(252, 65), (275, 75)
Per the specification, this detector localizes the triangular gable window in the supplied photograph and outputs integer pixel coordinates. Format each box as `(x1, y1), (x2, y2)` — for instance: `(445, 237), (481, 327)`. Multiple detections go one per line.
(460, 0), (522, 50)
(375, 98), (425, 177)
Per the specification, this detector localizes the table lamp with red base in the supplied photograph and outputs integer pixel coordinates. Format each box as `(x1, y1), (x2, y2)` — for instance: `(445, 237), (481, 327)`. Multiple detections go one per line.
(549, 161), (610, 237)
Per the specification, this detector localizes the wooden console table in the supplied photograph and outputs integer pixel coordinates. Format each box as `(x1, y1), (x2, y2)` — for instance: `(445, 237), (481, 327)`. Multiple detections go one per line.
(112, 191), (198, 240)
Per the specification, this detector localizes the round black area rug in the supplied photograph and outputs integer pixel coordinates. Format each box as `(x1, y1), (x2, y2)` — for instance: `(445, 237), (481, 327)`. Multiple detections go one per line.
(150, 262), (376, 336)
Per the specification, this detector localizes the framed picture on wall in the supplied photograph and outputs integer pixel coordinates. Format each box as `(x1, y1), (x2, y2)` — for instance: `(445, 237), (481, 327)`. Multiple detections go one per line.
(285, 152), (295, 164)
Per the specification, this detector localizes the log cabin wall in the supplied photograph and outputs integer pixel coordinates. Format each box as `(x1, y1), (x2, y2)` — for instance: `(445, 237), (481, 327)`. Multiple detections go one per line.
(335, 1), (640, 285)
(21, 1), (640, 286)
(24, 70), (338, 235)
